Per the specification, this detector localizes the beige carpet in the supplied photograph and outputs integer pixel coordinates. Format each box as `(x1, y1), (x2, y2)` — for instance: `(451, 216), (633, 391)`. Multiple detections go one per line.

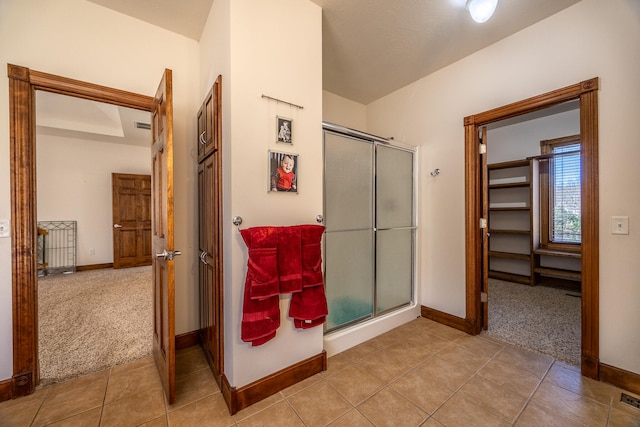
(482, 278), (581, 366)
(38, 266), (153, 386)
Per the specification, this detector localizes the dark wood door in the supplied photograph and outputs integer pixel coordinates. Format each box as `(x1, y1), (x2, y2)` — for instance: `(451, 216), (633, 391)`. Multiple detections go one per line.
(197, 75), (223, 384)
(151, 69), (177, 404)
(197, 76), (220, 162)
(112, 173), (152, 269)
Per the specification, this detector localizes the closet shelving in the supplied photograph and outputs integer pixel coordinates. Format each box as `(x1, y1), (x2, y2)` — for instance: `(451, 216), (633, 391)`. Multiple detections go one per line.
(487, 159), (536, 285)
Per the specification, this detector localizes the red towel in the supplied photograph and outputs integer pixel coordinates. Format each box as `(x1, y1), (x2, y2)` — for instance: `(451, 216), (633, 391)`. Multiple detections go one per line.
(240, 227), (281, 346)
(278, 225), (303, 294)
(289, 225), (327, 328)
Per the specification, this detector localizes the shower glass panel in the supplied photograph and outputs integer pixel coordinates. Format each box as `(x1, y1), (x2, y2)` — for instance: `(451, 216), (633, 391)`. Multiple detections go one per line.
(324, 132), (374, 331)
(323, 126), (415, 333)
(376, 145), (414, 312)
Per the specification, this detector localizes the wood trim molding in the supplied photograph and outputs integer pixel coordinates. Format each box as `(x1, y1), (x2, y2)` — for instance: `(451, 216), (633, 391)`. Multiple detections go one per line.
(8, 63), (156, 396)
(175, 331), (199, 350)
(222, 351), (326, 415)
(600, 363), (640, 396)
(421, 306), (475, 334)
(463, 77), (600, 380)
(0, 378), (12, 402)
(75, 263), (113, 272)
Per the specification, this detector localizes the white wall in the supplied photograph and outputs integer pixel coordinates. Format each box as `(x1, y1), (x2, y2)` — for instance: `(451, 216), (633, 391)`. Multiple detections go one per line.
(37, 134), (150, 266)
(0, 0), (200, 379)
(322, 91), (367, 130)
(200, 0), (324, 388)
(367, 0), (640, 375)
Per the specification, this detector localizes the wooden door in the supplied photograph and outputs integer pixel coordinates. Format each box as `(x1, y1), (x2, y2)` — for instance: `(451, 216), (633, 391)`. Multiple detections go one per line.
(112, 173), (152, 268)
(480, 126), (489, 330)
(151, 69), (178, 404)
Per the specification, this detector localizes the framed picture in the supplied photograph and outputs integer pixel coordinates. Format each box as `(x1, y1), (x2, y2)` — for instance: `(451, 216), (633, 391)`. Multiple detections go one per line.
(269, 150), (298, 193)
(276, 116), (292, 144)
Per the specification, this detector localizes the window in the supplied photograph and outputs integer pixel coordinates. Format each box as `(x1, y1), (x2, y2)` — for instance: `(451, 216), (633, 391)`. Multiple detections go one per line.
(539, 135), (581, 252)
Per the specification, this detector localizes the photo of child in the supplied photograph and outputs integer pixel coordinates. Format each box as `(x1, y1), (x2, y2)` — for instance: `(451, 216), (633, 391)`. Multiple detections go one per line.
(276, 117), (292, 144)
(269, 151), (298, 193)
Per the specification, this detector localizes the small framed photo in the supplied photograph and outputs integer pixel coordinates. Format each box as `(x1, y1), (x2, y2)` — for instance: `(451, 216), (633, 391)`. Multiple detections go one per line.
(276, 116), (292, 144)
(269, 150), (298, 193)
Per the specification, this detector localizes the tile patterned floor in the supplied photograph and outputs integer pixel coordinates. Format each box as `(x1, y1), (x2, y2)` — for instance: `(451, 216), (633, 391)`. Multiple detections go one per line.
(1, 318), (639, 426)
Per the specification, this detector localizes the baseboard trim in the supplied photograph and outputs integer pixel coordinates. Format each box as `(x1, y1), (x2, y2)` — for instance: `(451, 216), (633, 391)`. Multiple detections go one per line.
(76, 263), (113, 271)
(175, 331), (199, 350)
(0, 378), (12, 402)
(223, 351), (327, 415)
(600, 363), (640, 396)
(421, 305), (475, 334)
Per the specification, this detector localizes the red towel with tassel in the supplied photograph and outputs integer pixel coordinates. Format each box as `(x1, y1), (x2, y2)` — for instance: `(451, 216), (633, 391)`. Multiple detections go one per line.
(240, 227), (281, 346)
(289, 225), (328, 328)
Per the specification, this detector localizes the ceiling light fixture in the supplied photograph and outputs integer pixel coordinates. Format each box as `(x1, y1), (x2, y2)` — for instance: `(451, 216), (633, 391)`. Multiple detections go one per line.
(467, 0), (498, 23)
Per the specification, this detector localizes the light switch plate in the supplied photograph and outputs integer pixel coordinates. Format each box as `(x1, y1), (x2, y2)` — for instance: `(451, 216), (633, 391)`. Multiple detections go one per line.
(0, 219), (9, 238)
(611, 216), (629, 235)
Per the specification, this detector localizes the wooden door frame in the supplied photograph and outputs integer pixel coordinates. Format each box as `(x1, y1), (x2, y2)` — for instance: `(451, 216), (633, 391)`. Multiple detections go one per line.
(7, 64), (154, 397)
(464, 78), (600, 379)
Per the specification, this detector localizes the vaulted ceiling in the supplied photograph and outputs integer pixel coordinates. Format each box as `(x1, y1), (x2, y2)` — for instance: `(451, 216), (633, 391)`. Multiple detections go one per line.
(87, 0), (581, 104)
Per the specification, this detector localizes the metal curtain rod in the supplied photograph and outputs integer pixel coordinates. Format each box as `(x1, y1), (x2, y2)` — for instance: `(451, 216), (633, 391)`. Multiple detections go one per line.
(261, 94), (304, 110)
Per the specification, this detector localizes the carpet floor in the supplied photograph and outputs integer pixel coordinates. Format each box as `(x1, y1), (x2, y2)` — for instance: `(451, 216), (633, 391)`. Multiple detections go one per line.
(482, 278), (581, 366)
(38, 266), (153, 386)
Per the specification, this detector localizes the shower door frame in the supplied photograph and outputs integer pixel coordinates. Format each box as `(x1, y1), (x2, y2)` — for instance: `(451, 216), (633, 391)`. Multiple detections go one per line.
(322, 122), (417, 333)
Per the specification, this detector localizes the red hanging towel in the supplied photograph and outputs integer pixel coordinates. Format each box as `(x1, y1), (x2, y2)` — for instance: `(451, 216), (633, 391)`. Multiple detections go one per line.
(240, 227), (281, 346)
(277, 225), (303, 294)
(289, 225), (327, 328)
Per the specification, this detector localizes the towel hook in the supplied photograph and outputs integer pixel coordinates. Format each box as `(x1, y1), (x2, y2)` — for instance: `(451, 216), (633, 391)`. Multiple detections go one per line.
(430, 168), (440, 177)
(232, 216), (243, 231)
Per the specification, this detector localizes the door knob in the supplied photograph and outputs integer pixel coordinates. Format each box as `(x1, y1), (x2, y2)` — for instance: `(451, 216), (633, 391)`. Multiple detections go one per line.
(113, 224), (123, 228)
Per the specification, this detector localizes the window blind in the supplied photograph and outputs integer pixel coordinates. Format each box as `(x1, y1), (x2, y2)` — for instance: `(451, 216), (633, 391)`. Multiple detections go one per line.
(551, 144), (581, 243)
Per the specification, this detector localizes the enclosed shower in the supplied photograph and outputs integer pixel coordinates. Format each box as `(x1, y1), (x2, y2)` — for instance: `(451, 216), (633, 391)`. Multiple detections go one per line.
(323, 123), (416, 333)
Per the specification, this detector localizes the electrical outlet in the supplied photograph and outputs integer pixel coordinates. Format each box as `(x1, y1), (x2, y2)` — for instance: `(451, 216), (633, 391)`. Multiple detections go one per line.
(0, 219), (9, 238)
(621, 393), (640, 409)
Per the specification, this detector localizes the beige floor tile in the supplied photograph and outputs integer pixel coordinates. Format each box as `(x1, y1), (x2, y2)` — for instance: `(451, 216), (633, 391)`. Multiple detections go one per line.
(32, 370), (109, 427)
(421, 417), (446, 426)
(341, 339), (382, 363)
(0, 387), (48, 427)
(530, 381), (609, 427)
(610, 388), (640, 419)
(167, 394), (235, 427)
(433, 393), (510, 427)
(281, 373), (323, 397)
(357, 387), (427, 427)
(606, 405), (640, 427)
(516, 400), (586, 426)
(47, 406), (102, 427)
(232, 392), (284, 423)
(139, 416), (169, 427)
(356, 348), (413, 383)
(457, 375), (530, 423)
(545, 361), (615, 405)
(492, 345), (554, 378)
(326, 409), (374, 426)
(320, 352), (354, 378)
(287, 381), (352, 426)
(434, 342), (493, 371)
(237, 400), (304, 427)
(414, 355), (477, 391)
(168, 367), (220, 411)
(390, 370), (454, 414)
(104, 361), (163, 404)
(477, 358), (542, 398)
(455, 334), (504, 359)
(405, 330), (451, 354)
(420, 320), (468, 341)
(176, 346), (210, 377)
(100, 387), (166, 426)
(325, 363), (384, 405)
(110, 354), (155, 375)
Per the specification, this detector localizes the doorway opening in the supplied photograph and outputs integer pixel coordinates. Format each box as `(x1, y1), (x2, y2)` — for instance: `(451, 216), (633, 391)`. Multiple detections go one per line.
(34, 90), (153, 385)
(8, 63), (160, 397)
(464, 78), (600, 379)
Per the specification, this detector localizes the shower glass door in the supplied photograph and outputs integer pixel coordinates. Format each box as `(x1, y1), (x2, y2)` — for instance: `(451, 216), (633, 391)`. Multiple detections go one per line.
(324, 128), (414, 333)
(324, 132), (374, 331)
